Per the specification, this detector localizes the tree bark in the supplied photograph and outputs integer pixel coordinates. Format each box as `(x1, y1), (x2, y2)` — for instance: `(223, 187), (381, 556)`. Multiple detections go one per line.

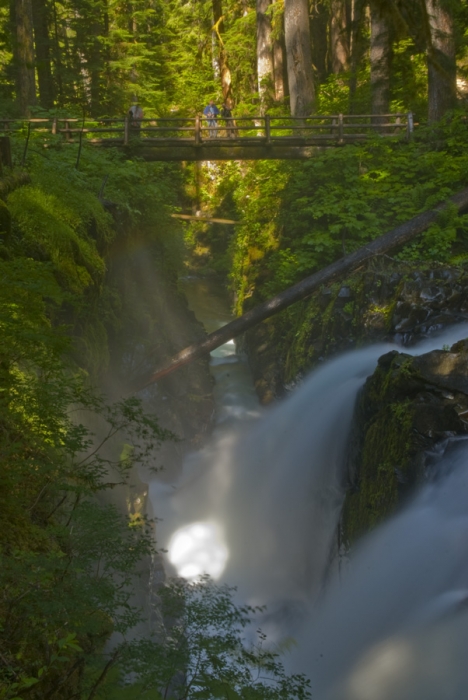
(89, 10), (104, 115)
(273, 37), (285, 101)
(330, 0), (350, 73)
(52, 0), (63, 105)
(370, 1), (392, 117)
(10, 0), (36, 115)
(257, 0), (274, 104)
(32, 0), (54, 109)
(426, 0), (456, 122)
(284, 0), (315, 116)
(310, 0), (328, 83)
(130, 187), (468, 392)
(212, 0), (233, 103)
(271, 0), (285, 101)
(348, 0), (367, 113)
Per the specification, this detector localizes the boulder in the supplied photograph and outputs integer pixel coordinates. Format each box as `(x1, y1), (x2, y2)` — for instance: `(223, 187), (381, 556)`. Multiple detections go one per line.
(341, 341), (468, 546)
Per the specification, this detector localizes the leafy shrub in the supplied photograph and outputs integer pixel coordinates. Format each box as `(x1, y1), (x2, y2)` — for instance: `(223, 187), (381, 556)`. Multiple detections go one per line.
(0, 256), (171, 699)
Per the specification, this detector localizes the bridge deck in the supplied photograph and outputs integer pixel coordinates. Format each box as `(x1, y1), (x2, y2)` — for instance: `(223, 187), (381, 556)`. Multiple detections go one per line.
(0, 112), (414, 161)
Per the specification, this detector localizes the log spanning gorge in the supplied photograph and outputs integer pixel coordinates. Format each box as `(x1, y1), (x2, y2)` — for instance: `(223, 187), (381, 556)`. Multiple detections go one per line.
(149, 276), (468, 700)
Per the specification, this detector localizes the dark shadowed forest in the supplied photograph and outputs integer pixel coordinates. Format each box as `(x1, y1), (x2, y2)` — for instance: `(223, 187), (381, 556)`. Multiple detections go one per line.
(2, 1), (468, 698)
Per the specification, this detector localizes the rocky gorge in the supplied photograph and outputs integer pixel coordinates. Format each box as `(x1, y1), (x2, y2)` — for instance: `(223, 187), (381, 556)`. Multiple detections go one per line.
(238, 261), (468, 544)
(245, 263), (468, 402)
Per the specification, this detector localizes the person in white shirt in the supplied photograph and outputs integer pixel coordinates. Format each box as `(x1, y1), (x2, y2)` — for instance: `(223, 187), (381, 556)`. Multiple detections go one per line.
(128, 103), (144, 135)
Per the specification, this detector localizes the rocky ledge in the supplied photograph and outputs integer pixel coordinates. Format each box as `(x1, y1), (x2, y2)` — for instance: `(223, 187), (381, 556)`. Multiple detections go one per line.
(245, 263), (468, 403)
(341, 339), (468, 546)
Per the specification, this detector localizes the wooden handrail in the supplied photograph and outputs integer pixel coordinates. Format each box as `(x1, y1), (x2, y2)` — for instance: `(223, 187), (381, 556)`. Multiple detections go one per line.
(0, 112), (414, 153)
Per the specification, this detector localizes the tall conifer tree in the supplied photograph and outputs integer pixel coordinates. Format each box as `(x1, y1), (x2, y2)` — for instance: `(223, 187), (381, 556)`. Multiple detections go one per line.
(10, 0), (36, 114)
(370, 0), (392, 116)
(284, 0), (315, 116)
(257, 0), (274, 105)
(426, 0), (456, 121)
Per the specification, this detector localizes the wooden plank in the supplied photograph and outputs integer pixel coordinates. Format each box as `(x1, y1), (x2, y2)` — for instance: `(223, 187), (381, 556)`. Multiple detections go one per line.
(171, 213), (240, 224)
(137, 144), (330, 160)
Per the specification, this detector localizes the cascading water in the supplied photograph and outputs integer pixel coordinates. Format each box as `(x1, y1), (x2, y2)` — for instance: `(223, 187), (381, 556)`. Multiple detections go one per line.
(294, 438), (468, 700)
(150, 282), (468, 699)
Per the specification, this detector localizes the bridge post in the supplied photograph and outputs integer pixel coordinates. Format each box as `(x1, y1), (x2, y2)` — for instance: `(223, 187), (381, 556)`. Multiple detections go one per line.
(338, 113), (344, 144)
(195, 115), (201, 145)
(0, 136), (12, 168)
(21, 123), (31, 166)
(124, 116), (129, 145)
(52, 117), (57, 135)
(265, 114), (271, 144)
(407, 112), (414, 141)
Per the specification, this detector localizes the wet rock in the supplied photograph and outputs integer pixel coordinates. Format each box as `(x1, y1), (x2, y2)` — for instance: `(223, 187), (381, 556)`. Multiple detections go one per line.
(245, 261), (468, 401)
(419, 286), (445, 304)
(341, 343), (468, 546)
(412, 350), (468, 394)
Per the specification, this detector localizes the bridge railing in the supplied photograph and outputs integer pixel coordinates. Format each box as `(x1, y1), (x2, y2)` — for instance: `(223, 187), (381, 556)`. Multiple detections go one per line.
(0, 112), (414, 147)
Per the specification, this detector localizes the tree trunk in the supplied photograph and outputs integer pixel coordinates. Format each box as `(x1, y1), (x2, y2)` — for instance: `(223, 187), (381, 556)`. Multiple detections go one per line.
(212, 0), (233, 103)
(271, 0), (285, 101)
(257, 0), (274, 105)
(32, 0), (54, 109)
(284, 0), (315, 116)
(310, 0), (328, 83)
(348, 0), (367, 113)
(426, 0), (456, 122)
(10, 0), (36, 115)
(52, 0), (63, 104)
(130, 187), (468, 392)
(273, 38), (286, 101)
(89, 12), (103, 115)
(330, 0), (350, 73)
(370, 1), (392, 117)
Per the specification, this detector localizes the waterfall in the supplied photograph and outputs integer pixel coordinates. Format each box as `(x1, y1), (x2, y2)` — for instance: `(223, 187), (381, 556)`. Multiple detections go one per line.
(151, 344), (393, 603)
(150, 319), (468, 699)
(295, 438), (468, 700)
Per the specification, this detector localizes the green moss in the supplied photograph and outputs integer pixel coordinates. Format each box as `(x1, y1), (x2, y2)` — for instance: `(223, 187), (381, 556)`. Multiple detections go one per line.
(0, 198), (11, 244)
(8, 186), (106, 293)
(342, 400), (414, 545)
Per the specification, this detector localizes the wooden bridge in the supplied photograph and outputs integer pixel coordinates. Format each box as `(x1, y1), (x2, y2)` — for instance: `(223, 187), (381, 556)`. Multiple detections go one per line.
(0, 112), (414, 162)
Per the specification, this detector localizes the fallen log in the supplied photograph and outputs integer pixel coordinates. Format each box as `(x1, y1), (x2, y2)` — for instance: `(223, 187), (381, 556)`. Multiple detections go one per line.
(171, 213), (239, 224)
(131, 186), (468, 392)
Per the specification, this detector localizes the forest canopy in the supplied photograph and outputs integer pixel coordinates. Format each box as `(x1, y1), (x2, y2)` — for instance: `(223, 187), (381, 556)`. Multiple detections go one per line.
(2, 0), (468, 122)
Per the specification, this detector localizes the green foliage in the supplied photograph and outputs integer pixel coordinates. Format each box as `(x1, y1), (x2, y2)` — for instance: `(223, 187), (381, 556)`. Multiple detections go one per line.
(108, 576), (311, 700)
(0, 253), (174, 699)
(3, 136), (182, 375)
(0, 253), (309, 698)
(202, 113), (468, 313)
(8, 183), (107, 292)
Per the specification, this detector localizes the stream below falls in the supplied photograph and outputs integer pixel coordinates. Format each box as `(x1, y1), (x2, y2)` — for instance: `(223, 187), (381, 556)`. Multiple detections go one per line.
(149, 278), (468, 700)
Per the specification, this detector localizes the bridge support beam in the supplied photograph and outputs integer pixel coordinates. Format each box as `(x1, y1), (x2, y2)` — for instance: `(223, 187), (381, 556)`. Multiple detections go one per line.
(134, 144), (331, 161)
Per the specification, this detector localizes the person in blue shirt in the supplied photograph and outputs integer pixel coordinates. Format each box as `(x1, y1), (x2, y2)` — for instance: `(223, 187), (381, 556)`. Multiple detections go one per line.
(203, 100), (220, 138)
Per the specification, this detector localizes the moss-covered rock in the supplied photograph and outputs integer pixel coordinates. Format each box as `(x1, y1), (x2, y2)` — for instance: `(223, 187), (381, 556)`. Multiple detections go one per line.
(245, 262), (468, 402)
(341, 343), (468, 546)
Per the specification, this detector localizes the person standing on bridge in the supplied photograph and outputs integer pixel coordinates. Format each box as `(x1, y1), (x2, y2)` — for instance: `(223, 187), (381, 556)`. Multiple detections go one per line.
(221, 101), (235, 137)
(203, 100), (220, 138)
(129, 102), (144, 136)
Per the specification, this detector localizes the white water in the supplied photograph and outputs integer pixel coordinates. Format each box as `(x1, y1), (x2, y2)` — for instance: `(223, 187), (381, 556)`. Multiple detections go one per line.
(150, 287), (468, 698)
(298, 439), (468, 700)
